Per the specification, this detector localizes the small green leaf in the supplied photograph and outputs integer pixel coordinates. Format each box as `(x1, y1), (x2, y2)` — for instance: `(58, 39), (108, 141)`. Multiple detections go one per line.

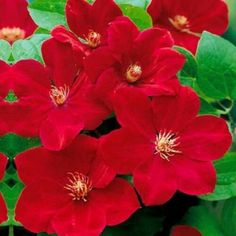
(119, 4), (152, 30)
(196, 32), (236, 100)
(29, 0), (67, 31)
(200, 152), (236, 201)
(0, 40), (11, 62)
(116, 0), (150, 8)
(12, 40), (42, 62)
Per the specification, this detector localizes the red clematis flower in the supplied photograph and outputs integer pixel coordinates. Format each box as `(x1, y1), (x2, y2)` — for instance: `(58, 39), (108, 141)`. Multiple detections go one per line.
(99, 87), (232, 205)
(52, 0), (122, 55)
(11, 38), (109, 150)
(171, 225), (202, 236)
(147, 0), (228, 53)
(85, 16), (185, 109)
(15, 135), (140, 236)
(0, 0), (37, 43)
(0, 154), (8, 224)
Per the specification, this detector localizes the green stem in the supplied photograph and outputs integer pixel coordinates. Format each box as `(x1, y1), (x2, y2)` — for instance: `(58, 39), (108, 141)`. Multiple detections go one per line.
(9, 225), (14, 236)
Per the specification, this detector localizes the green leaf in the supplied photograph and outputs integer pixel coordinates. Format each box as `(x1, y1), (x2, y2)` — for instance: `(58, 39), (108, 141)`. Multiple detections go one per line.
(119, 4), (152, 30)
(183, 205), (224, 236)
(0, 40), (11, 62)
(102, 207), (163, 236)
(200, 152), (236, 201)
(29, 0), (67, 31)
(196, 32), (236, 100)
(0, 134), (41, 159)
(221, 197), (236, 236)
(116, 0), (150, 8)
(12, 39), (42, 62)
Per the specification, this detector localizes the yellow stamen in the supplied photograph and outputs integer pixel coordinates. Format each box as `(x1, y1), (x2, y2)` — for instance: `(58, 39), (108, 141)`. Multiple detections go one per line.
(0, 27), (25, 43)
(64, 172), (93, 202)
(154, 130), (182, 161)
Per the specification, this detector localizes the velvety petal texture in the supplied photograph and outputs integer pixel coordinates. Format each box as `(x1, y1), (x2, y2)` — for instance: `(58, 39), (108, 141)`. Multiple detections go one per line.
(15, 135), (139, 235)
(147, 0), (228, 53)
(99, 87), (232, 205)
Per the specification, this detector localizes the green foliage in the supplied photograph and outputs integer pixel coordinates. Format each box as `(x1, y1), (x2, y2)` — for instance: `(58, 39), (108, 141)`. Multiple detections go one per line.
(196, 32), (236, 100)
(201, 152), (236, 201)
(11, 34), (49, 62)
(222, 197), (236, 236)
(116, 0), (150, 8)
(0, 40), (11, 62)
(183, 205), (224, 236)
(119, 4), (152, 30)
(29, 0), (67, 31)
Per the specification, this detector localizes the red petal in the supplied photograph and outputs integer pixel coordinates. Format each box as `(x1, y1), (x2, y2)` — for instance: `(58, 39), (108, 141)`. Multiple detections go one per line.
(180, 115), (232, 161)
(91, 0), (122, 33)
(99, 128), (153, 174)
(113, 87), (156, 138)
(172, 156), (216, 195)
(92, 178), (140, 226)
(51, 25), (86, 55)
(66, 0), (91, 38)
(15, 135), (97, 184)
(133, 158), (177, 205)
(152, 86), (200, 133)
(52, 201), (106, 236)
(89, 158), (116, 188)
(42, 38), (82, 87)
(15, 180), (70, 234)
(40, 108), (84, 151)
(0, 154), (7, 180)
(107, 16), (139, 54)
(172, 225), (202, 236)
(84, 47), (116, 83)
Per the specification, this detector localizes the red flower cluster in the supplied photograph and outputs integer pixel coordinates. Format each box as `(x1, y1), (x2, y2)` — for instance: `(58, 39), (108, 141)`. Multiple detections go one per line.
(0, 0), (231, 235)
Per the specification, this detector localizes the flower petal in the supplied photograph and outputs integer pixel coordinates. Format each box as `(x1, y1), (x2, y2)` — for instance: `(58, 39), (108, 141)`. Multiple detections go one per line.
(133, 158), (177, 205)
(52, 201), (106, 236)
(93, 178), (140, 226)
(15, 180), (70, 234)
(152, 86), (200, 133)
(172, 156), (216, 195)
(171, 225), (202, 236)
(99, 128), (153, 174)
(180, 115), (232, 161)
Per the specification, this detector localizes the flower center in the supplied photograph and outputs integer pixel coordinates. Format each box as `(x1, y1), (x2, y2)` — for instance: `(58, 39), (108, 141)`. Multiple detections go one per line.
(49, 84), (69, 106)
(169, 15), (190, 31)
(126, 64), (142, 83)
(154, 130), (181, 161)
(64, 172), (93, 202)
(0, 27), (25, 43)
(85, 30), (101, 48)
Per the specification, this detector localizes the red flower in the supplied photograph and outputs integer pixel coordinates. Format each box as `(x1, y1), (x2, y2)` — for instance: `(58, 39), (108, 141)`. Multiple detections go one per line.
(52, 0), (122, 54)
(15, 135), (140, 236)
(99, 87), (232, 205)
(11, 38), (109, 150)
(147, 0), (228, 53)
(0, 154), (8, 224)
(85, 16), (185, 109)
(171, 225), (202, 236)
(0, 0), (37, 43)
